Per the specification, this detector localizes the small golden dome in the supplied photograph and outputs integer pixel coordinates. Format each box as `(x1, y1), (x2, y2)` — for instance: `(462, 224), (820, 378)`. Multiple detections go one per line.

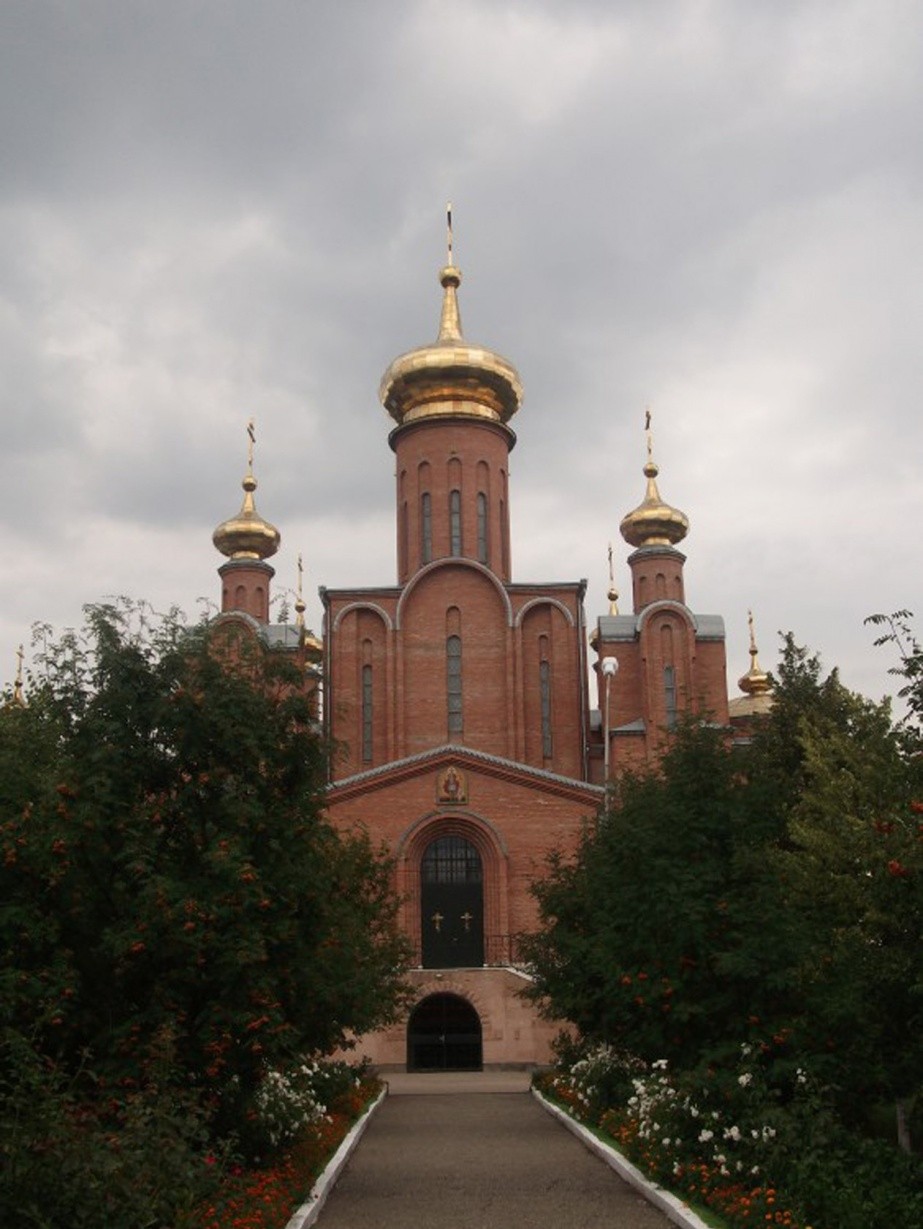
(213, 424), (280, 561)
(738, 610), (771, 697)
(380, 253), (522, 429)
(620, 417), (689, 550)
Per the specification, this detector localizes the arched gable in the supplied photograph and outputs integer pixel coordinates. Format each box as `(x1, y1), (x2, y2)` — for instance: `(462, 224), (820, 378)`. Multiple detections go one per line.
(396, 557), (513, 629)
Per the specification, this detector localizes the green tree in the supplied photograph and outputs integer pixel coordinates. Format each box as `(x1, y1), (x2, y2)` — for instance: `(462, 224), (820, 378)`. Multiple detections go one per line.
(521, 720), (806, 1070)
(0, 601), (410, 1133)
(524, 632), (923, 1147)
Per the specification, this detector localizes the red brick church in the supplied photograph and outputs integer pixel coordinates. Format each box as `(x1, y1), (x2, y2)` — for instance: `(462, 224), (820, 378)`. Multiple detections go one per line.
(210, 242), (770, 1070)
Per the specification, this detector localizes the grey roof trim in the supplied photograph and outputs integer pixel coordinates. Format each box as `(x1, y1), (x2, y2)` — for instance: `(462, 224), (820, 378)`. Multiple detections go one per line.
(694, 614), (726, 641)
(331, 742), (604, 795)
(596, 610), (726, 642)
(597, 614), (639, 640)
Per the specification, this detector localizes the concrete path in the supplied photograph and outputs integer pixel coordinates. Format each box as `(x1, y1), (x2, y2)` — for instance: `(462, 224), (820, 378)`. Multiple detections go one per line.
(315, 1073), (677, 1228)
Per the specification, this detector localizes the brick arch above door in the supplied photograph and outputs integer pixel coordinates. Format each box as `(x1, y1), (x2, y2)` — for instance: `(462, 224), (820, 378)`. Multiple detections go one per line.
(396, 811), (510, 968)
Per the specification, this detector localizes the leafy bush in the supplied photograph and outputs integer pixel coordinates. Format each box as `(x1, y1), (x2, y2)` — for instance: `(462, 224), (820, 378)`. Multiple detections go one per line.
(0, 1029), (228, 1229)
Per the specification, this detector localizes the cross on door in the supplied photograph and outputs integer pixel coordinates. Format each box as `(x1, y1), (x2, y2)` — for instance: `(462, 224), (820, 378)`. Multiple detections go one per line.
(431, 911), (444, 933)
(460, 911), (473, 932)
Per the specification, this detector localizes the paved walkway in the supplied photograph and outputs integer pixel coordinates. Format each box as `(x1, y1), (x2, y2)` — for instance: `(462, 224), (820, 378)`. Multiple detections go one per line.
(315, 1072), (677, 1228)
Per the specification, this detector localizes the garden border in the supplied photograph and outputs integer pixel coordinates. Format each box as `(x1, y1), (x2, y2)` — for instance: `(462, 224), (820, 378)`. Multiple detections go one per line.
(283, 1085), (387, 1229)
(533, 1087), (712, 1229)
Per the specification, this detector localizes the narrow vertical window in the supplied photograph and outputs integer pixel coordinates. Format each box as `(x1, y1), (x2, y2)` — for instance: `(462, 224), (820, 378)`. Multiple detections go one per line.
(362, 664), (373, 762)
(449, 489), (462, 555)
(664, 665), (677, 729)
(540, 659), (553, 759)
(476, 492), (488, 564)
(447, 635), (463, 737)
(400, 501), (408, 575)
(421, 492), (432, 564)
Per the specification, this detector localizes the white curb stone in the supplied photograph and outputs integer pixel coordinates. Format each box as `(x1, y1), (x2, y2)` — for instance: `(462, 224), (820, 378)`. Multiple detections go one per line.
(284, 1085), (387, 1229)
(533, 1088), (713, 1229)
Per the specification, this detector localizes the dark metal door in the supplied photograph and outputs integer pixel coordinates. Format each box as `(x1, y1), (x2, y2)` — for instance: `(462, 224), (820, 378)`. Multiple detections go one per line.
(421, 836), (484, 968)
(407, 993), (482, 1071)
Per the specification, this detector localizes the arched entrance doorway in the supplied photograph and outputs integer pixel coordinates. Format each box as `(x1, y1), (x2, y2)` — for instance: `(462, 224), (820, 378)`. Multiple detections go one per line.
(407, 993), (483, 1071)
(421, 834), (484, 967)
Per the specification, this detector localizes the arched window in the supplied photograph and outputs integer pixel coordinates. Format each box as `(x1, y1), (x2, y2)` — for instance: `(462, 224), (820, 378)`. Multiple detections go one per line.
(421, 492), (432, 564)
(447, 634), (463, 736)
(664, 664), (677, 728)
(540, 658), (553, 759)
(476, 491), (488, 564)
(361, 663), (373, 763)
(449, 489), (462, 555)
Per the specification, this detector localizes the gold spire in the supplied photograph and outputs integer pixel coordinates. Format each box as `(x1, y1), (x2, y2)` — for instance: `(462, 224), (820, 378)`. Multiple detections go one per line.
(619, 410), (689, 550)
(9, 644), (25, 707)
(607, 542), (619, 615)
(213, 420), (281, 561)
(295, 553), (306, 630)
(738, 610), (771, 696)
(292, 551), (323, 657)
(380, 207), (522, 428)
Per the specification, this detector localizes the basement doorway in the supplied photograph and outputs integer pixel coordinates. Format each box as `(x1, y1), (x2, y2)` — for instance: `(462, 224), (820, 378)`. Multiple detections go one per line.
(407, 993), (483, 1072)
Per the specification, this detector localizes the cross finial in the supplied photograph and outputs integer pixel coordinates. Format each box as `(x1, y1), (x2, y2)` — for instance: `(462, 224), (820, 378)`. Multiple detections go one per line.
(246, 418), (256, 473)
(446, 202), (454, 266)
(606, 542), (619, 615)
(644, 407), (653, 461)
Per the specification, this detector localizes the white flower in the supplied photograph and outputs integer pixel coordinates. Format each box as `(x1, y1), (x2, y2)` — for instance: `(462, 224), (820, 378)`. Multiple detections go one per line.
(698, 1129), (714, 1143)
(738, 1072), (753, 1087)
(724, 1125), (742, 1142)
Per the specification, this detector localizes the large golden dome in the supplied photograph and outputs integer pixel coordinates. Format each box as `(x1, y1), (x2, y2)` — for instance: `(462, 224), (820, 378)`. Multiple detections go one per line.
(620, 420), (689, 550)
(380, 260), (522, 429)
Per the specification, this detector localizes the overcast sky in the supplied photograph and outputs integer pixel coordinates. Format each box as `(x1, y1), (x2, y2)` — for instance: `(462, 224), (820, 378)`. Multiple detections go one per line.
(2, 0), (921, 714)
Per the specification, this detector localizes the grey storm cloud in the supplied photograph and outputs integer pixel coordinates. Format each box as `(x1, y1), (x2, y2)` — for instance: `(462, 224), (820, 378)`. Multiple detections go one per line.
(1, 0), (921, 708)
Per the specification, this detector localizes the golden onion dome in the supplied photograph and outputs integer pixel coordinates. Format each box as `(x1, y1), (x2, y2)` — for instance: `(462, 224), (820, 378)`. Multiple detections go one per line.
(213, 424), (280, 562)
(380, 251), (522, 428)
(619, 417), (689, 550)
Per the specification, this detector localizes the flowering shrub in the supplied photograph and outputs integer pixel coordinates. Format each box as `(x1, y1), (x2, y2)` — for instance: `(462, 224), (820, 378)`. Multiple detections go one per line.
(538, 1039), (923, 1229)
(200, 1063), (381, 1229)
(239, 1055), (368, 1159)
(252, 1062), (329, 1151)
(538, 1039), (644, 1124)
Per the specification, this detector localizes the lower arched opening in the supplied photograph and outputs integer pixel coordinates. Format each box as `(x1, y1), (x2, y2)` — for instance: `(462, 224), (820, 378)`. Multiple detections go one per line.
(406, 992), (483, 1072)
